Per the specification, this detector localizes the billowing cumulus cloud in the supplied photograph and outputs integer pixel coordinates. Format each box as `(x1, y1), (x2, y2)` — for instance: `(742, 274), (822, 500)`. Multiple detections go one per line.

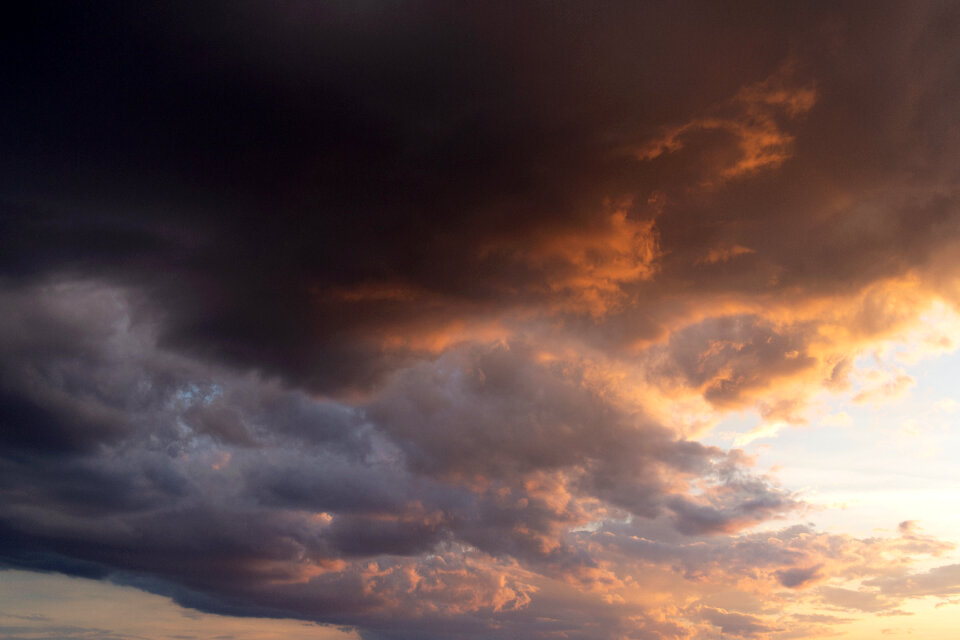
(3, 2), (960, 639)
(1, 279), (956, 638)
(0, 279), (798, 637)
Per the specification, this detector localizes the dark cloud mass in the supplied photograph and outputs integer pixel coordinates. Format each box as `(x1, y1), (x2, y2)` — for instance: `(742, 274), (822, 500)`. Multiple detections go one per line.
(3, 2), (960, 639)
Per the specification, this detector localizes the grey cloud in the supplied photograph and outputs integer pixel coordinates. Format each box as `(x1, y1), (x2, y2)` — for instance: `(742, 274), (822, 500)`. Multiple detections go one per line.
(667, 492), (790, 537)
(244, 450), (416, 516)
(866, 564), (960, 598)
(665, 454), (799, 536)
(647, 315), (815, 408)
(699, 607), (775, 638)
(0, 279), (801, 638)
(776, 564), (823, 588)
(817, 586), (893, 613)
(790, 613), (855, 624)
(588, 519), (809, 584)
(367, 340), (795, 535)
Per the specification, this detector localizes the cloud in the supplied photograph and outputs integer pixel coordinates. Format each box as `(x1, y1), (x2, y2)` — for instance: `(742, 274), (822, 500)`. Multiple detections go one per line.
(699, 606), (776, 637)
(867, 564), (960, 599)
(852, 372), (915, 404)
(648, 315), (816, 409)
(3, 3), (960, 639)
(2, 2), (956, 400)
(475, 205), (661, 316)
(776, 565), (823, 589)
(695, 244), (756, 266)
(632, 62), (816, 185)
(10, 278), (950, 637)
(817, 586), (893, 613)
(0, 279), (805, 638)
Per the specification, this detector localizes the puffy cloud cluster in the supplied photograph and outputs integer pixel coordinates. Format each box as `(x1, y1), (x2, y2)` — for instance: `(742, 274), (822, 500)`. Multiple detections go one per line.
(1, 278), (957, 639)
(0, 280), (794, 637)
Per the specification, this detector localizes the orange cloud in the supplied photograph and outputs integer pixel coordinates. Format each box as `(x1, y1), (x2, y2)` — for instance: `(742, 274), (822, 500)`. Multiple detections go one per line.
(633, 63), (816, 185)
(696, 244), (757, 266)
(478, 204), (661, 316)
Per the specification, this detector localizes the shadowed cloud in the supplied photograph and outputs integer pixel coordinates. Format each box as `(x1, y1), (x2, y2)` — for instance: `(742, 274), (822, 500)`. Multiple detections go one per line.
(4, 2), (960, 639)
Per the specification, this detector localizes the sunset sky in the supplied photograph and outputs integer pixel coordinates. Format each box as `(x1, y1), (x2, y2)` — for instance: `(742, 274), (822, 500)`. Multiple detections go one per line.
(3, 2), (960, 639)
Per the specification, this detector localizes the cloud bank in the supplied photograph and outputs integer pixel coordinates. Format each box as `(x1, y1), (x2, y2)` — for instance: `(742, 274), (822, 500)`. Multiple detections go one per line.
(4, 2), (960, 639)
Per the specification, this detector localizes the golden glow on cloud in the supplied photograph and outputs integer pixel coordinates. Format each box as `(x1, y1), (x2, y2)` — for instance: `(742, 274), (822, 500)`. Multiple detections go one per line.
(633, 65), (816, 185)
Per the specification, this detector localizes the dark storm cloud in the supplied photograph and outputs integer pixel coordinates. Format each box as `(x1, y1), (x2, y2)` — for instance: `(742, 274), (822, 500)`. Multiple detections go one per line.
(5, 2), (960, 639)
(3, 4), (958, 384)
(1, 0), (921, 393)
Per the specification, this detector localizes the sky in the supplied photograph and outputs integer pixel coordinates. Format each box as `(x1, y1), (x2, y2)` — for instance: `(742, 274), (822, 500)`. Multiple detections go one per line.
(2, 2), (960, 639)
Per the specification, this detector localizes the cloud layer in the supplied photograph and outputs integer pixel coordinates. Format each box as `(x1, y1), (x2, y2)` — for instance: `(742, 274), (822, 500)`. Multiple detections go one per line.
(4, 2), (960, 639)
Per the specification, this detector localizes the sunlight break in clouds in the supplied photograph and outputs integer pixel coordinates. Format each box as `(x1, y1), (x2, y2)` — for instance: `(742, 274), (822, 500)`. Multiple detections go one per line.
(4, 2), (960, 640)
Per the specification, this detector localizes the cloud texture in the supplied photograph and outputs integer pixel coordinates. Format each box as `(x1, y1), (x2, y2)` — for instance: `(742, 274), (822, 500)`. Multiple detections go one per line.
(4, 2), (960, 639)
